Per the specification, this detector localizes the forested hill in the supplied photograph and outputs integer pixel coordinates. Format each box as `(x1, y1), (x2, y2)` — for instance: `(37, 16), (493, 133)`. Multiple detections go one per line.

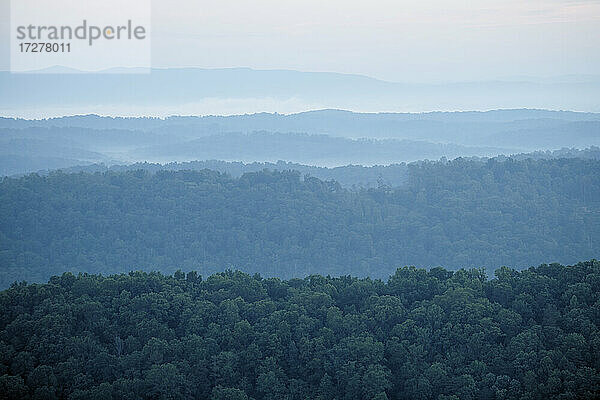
(49, 160), (410, 189)
(1, 157), (598, 287)
(1, 261), (599, 399)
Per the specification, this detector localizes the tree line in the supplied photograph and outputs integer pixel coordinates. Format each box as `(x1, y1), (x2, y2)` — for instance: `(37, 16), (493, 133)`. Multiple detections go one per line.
(1, 260), (599, 399)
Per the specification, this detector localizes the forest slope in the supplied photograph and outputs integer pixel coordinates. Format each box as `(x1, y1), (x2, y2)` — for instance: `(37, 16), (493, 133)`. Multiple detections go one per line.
(1, 158), (598, 287)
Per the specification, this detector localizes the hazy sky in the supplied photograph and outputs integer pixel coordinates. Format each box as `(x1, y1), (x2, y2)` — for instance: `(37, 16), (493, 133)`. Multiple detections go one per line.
(1, 0), (599, 82)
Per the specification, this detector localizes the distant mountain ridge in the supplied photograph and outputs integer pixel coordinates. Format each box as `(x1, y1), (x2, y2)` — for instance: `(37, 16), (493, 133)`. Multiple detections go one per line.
(131, 131), (513, 166)
(1, 67), (600, 115)
(1, 109), (599, 175)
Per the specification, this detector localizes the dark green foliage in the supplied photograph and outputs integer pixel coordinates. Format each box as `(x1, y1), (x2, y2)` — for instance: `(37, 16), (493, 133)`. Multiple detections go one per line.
(1, 157), (599, 287)
(1, 261), (599, 399)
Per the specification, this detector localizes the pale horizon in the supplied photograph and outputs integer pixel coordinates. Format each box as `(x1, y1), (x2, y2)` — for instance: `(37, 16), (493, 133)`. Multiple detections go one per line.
(1, 0), (600, 83)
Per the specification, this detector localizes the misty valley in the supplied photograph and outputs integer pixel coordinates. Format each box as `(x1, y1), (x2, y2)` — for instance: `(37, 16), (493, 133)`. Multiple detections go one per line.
(4, 0), (600, 395)
(1, 108), (599, 399)
(2, 109), (600, 176)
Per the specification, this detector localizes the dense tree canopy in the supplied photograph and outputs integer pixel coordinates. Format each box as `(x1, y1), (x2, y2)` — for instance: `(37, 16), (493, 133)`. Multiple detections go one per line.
(1, 157), (599, 287)
(1, 260), (599, 399)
